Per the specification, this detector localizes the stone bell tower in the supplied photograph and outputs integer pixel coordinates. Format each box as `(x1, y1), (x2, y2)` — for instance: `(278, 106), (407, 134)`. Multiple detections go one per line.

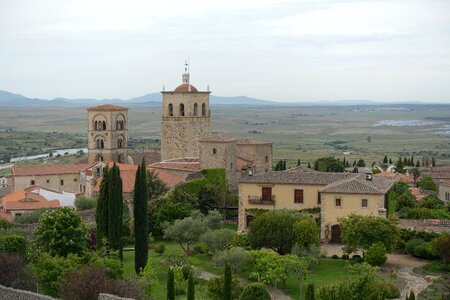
(160, 62), (211, 160)
(87, 104), (129, 164)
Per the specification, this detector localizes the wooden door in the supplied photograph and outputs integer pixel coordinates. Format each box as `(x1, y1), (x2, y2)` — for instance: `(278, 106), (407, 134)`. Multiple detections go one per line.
(330, 224), (342, 244)
(261, 187), (272, 201)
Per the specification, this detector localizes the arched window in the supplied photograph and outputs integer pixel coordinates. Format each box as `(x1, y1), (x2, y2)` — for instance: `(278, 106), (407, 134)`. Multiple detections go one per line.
(168, 103), (173, 116)
(180, 103), (185, 116)
(94, 121), (98, 130)
(97, 155), (103, 162)
(121, 121), (124, 130)
(97, 139), (101, 149)
(116, 120), (119, 130)
(118, 138), (123, 149)
(193, 103), (198, 116)
(100, 139), (104, 149)
(213, 148), (217, 155)
(102, 121), (106, 130)
(202, 103), (206, 116)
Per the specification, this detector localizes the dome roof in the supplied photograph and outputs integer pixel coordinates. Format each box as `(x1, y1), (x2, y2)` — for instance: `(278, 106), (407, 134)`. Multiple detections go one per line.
(174, 84), (198, 92)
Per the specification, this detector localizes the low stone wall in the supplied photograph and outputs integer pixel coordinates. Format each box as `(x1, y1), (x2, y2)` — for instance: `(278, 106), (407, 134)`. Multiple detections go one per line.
(98, 293), (136, 300)
(0, 284), (56, 300)
(399, 219), (450, 233)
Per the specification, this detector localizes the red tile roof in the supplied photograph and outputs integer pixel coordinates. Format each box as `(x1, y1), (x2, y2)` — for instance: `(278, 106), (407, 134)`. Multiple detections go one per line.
(409, 188), (425, 201)
(94, 163), (138, 194)
(374, 172), (414, 183)
(148, 169), (185, 188)
(148, 158), (201, 173)
(87, 104), (128, 111)
(174, 84), (198, 92)
(13, 164), (91, 176)
(237, 157), (253, 170)
(1, 188), (60, 211)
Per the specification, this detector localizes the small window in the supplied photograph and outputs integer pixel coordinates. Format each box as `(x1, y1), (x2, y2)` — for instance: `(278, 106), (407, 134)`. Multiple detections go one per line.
(31, 180), (35, 185)
(317, 192), (321, 204)
(265, 155), (269, 162)
(46, 179), (50, 183)
(294, 189), (304, 203)
(202, 103), (206, 116)
(213, 148), (217, 155)
(168, 103), (174, 116)
(180, 103), (185, 116)
(361, 199), (368, 208)
(194, 103), (198, 116)
(60, 180), (64, 186)
(74, 178), (77, 182)
(335, 198), (342, 207)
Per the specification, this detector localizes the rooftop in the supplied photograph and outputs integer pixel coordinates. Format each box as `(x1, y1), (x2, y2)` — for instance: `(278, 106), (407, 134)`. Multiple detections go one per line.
(148, 158), (201, 173)
(1, 186), (61, 211)
(87, 104), (129, 111)
(13, 164), (91, 176)
(200, 135), (237, 143)
(374, 172), (414, 183)
(236, 137), (272, 145)
(319, 174), (394, 194)
(174, 84), (198, 93)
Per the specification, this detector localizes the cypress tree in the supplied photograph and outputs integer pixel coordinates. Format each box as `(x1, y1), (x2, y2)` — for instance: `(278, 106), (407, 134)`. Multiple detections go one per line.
(432, 157), (436, 167)
(383, 155), (388, 163)
(134, 159), (149, 275)
(416, 160), (420, 167)
(408, 290), (415, 300)
(308, 162), (311, 169)
(389, 158), (392, 164)
(108, 163), (123, 259)
(96, 166), (109, 247)
(224, 264), (232, 300)
(187, 271), (195, 300)
(305, 283), (315, 300)
(410, 155), (414, 166)
(167, 268), (175, 300)
(297, 159), (301, 166)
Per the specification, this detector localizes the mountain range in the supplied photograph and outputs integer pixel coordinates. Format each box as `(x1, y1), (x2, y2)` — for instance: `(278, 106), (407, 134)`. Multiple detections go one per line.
(0, 89), (447, 107)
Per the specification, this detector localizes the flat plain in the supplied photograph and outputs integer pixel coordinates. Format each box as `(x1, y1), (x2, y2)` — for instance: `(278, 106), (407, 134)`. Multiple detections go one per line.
(1, 104), (449, 166)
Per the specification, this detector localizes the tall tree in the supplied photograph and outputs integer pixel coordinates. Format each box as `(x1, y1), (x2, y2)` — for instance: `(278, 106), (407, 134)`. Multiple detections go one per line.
(416, 160), (420, 167)
(224, 264), (232, 300)
(432, 157), (436, 167)
(167, 268), (175, 300)
(383, 155), (388, 164)
(96, 167), (109, 246)
(108, 163), (123, 258)
(134, 159), (149, 275)
(187, 271), (195, 300)
(389, 158), (392, 164)
(297, 159), (301, 167)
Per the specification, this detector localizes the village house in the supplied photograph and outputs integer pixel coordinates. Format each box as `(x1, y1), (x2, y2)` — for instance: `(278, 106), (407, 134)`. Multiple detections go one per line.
(238, 167), (394, 243)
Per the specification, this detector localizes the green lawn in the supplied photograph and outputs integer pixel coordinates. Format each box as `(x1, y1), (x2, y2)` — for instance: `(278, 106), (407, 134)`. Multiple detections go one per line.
(123, 240), (364, 300)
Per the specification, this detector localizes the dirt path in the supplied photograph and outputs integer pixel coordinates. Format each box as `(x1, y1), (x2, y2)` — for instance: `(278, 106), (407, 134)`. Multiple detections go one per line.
(393, 267), (433, 300)
(197, 271), (291, 300)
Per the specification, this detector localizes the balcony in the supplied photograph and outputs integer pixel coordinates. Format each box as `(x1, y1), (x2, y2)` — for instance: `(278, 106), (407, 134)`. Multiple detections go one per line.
(248, 195), (275, 205)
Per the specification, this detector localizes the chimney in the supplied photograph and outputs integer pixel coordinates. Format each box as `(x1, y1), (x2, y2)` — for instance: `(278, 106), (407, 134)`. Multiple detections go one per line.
(365, 173), (373, 181)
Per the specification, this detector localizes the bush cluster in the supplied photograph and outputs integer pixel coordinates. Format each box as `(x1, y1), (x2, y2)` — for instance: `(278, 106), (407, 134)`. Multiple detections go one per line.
(405, 238), (438, 260)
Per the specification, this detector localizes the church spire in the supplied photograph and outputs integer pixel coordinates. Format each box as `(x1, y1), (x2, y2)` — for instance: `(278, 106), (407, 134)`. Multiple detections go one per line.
(182, 59), (190, 85)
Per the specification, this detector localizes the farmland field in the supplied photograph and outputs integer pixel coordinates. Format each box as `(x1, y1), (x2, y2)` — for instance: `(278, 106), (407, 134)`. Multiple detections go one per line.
(1, 104), (450, 166)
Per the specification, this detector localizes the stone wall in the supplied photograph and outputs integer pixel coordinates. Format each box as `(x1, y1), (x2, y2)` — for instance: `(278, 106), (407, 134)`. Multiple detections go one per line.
(399, 219), (450, 233)
(0, 285), (56, 300)
(98, 293), (136, 300)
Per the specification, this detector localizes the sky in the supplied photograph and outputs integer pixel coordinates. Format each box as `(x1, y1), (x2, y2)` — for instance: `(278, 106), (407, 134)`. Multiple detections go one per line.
(0, 0), (449, 102)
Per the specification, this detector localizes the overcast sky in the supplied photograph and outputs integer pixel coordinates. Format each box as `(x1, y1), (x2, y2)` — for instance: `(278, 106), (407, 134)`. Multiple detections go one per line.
(1, 0), (449, 102)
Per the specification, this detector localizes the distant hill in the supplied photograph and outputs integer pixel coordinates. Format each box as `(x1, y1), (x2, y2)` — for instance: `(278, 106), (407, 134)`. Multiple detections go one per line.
(0, 89), (448, 107)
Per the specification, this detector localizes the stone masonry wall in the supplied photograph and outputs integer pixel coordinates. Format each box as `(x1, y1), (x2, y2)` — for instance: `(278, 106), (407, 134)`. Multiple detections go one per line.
(0, 285), (56, 300)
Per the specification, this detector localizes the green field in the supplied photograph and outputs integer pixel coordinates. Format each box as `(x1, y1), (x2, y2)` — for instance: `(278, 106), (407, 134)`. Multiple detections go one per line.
(1, 104), (450, 166)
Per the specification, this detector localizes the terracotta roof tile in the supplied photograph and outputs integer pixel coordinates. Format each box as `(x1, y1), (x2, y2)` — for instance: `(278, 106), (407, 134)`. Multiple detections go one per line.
(148, 169), (185, 188)
(374, 172), (414, 183)
(319, 174), (394, 194)
(148, 158), (201, 173)
(94, 163), (138, 194)
(13, 164), (91, 176)
(1, 188), (61, 211)
(87, 104), (128, 111)
(174, 84), (198, 92)
(239, 170), (357, 185)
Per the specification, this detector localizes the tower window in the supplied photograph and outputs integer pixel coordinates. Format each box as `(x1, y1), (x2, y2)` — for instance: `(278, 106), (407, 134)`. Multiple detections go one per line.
(168, 103), (173, 116)
(265, 155), (269, 162)
(102, 121), (106, 130)
(180, 103), (185, 116)
(213, 148), (217, 155)
(118, 138), (123, 149)
(202, 103), (206, 116)
(194, 103), (198, 116)
(60, 180), (64, 186)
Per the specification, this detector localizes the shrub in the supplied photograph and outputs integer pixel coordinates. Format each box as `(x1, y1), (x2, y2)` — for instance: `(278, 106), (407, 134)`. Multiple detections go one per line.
(423, 262), (450, 274)
(74, 196), (97, 211)
(405, 238), (424, 255)
(154, 242), (166, 256)
(231, 233), (251, 250)
(0, 235), (27, 256)
(192, 245), (207, 255)
(89, 251), (123, 279)
(405, 238), (438, 260)
(305, 282), (315, 300)
(213, 247), (252, 274)
(352, 255), (363, 263)
(14, 209), (50, 224)
(208, 275), (242, 300)
(342, 254), (349, 260)
(239, 283), (271, 300)
(431, 234), (450, 264)
(332, 254), (339, 259)
(0, 218), (12, 229)
(60, 266), (141, 300)
(364, 243), (388, 266)
(383, 283), (400, 299)
(201, 228), (235, 253)
(0, 253), (36, 291)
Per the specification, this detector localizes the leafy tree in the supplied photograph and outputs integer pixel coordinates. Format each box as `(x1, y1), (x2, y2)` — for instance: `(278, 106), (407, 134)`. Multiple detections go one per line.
(356, 159), (365, 167)
(239, 283), (271, 300)
(163, 210), (223, 255)
(154, 243), (166, 256)
(106, 163), (123, 259)
(363, 242), (387, 266)
(32, 253), (82, 297)
(208, 274), (241, 300)
(155, 201), (193, 236)
(292, 218), (320, 249)
(96, 166), (109, 246)
(397, 191), (416, 210)
(201, 228), (235, 253)
(198, 183), (219, 214)
(417, 194), (443, 209)
(431, 234), (450, 264)
(147, 170), (168, 199)
(224, 264), (232, 300)
(213, 247), (252, 274)
(392, 182), (409, 197)
(187, 271), (195, 300)
(247, 210), (303, 254)
(315, 157), (344, 172)
(339, 214), (399, 253)
(319, 272), (384, 300)
(0, 235), (27, 257)
(134, 159), (149, 275)
(141, 259), (158, 296)
(74, 196), (97, 211)
(395, 158), (405, 174)
(0, 218), (12, 229)
(167, 268), (175, 300)
(305, 283), (315, 300)
(35, 207), (88, 257)
(417, 176), (437, 191)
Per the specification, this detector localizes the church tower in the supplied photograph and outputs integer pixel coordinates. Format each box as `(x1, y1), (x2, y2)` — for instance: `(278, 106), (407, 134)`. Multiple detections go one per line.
(161, 62), (211, 160)
(87, 104), (129, 164)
